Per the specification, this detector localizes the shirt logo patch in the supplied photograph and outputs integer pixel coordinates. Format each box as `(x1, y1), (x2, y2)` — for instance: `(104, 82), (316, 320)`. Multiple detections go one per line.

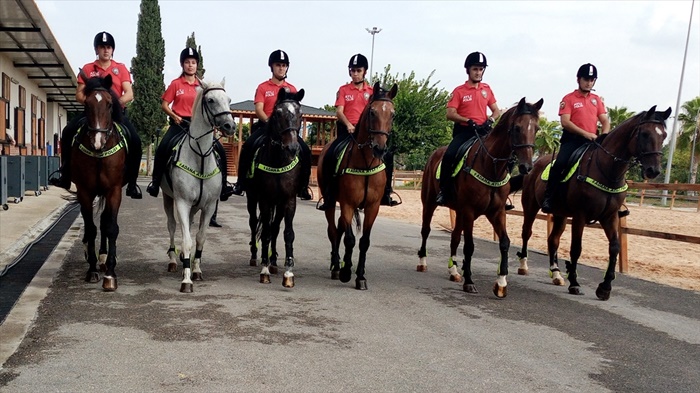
(591, 98), (597, 106)
(463, 95), (473, 102)
(176, 88), (185, 96)
(112, 67), (119, 75)
(345, 95), (354, 101)
(560, 101), (566, 109)
(265, 90), (275, 97)
(363, 92), (370, 101)
(481, 90), (488, 99)
(573, 102), (584, 109)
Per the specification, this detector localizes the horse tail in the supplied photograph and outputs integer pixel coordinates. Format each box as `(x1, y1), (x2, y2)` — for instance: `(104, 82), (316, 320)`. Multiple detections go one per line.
(354, 209), (361, 233)
(509, 174), (525, 194)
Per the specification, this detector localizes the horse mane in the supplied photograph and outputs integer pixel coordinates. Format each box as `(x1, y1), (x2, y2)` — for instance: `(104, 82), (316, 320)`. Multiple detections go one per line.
(83, 77), (123, 123)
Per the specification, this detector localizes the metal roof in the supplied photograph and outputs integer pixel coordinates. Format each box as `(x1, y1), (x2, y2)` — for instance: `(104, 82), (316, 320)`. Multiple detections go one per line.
(230, 100), (336, 119)
(0, 0), (82, 112)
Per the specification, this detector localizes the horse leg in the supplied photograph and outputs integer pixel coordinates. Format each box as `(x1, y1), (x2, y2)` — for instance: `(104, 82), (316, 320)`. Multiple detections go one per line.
(247, 198), (259, 267)
(517, 195), (539, 276)
(268, 209), (281, 275)
(448, 214), (464, 283)
(460, 217), (478, 293)
(548, 215), (570, 289)
(596, 217), (621, 300)
(164, 195), (178, 272)
(259, 206), (272, 284)
(355, 204), (379, 290)
(98, 232), (108, 272)
(175, 202), (194, 293)
(79, 196), (99, 284)
(100, 192), (121, 292)
(417, 199), (437, 272)
(486, 211), (510, 298)
(338, 209), (356, 284)
(192, 205), (214, 282)
(326, 209), (342, 280)
(281, 202), (296, 288)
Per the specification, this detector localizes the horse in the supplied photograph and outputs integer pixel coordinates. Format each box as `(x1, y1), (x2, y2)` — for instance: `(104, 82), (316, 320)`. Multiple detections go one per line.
(317, 82), (398, 290)
(510, 105), (670, 300)
(71, 74), (130, 291)
(159, 78), (234, 293)
(417, 97), (544, 298)
(245, 88), (305, 288)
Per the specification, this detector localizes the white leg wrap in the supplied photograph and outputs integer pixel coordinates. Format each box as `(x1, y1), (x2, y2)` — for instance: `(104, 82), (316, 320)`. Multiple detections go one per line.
(182, 267), (193, 284)
(497, 275), (507, 287)
(98, 254), (107, 264)
(552, 270), (564, 281)
(261, 266), (270, 275)
(419, 256), (427, 267)
(192, 258), (202, 274)
(519, 257), (528, 271)
(284, 271), (294, 278)
(448, 265), (459, 276)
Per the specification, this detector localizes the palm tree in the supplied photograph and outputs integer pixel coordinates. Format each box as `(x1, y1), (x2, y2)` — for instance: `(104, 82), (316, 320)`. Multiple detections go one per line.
(674, 97), (700, 183)
(535, 117), (562, 157)
(607, 105), (636, 130)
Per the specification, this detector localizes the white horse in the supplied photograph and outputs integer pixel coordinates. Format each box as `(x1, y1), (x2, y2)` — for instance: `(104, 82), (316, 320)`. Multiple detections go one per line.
(160, 78), (234, 293)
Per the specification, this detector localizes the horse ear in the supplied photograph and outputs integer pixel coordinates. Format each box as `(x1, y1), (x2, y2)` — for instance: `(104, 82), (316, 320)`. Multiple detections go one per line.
(220, 77), (226, 88)
(644, 105), (657, 120)
(534, 98), (544, 111)
(373, 81), (381, 97)
(661, 107), (672, 120)
(78, 67), (89, 82)
(296, 88), (305, 102)
(389, 84), (398, 99)
(278, 87), (288, 102)
(199, 78), (209, 90)
(516, 97), (527, 112)
(102, 74), (112, 89)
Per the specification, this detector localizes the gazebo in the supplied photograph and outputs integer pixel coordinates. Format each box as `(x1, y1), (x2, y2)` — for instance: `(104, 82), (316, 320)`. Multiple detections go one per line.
(223, 100), (337, 178)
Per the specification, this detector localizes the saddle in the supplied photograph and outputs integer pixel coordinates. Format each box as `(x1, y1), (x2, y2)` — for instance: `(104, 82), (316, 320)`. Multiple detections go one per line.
(436, 137), (479, 180)
(541, 144), (592, 183)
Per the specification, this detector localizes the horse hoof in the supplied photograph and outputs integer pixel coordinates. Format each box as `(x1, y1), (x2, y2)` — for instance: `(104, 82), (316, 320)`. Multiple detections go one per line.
(85, 272), (100, 283)
(569, 286), (583, 295)
(517, 268), (528, 275)
(249, 259), (257, 266)
(595, 285), (611, 301)
(99, 263), (107, 273)
(283, 276), (295, 288)
(269, 266), (278, 275)
(330, 270), (340, 280)
(355, 279), (368, 290)
(180, 283), (193, 293)
(552, 277), (566, 286)
(339, 269), (352, 283)
(463, 283), (478, 293)
(416, 265), (427, 272)
(260, 274), (271, 284)
(192, 272), (203, 281)
(102, 277), (117, 292)
(493, 283), (507, 298)
(167, 263), (178, 273)
(450, 274), (462, 282)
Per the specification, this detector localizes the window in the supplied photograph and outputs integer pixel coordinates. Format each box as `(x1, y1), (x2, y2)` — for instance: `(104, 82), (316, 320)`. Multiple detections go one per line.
(0, 73), (9, 142)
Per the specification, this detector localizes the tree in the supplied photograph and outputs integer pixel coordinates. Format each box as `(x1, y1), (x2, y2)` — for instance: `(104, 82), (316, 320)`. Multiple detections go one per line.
(130, 0), (165, 144)
(305, 104), (335, 146)
(607, 105), (636, 130)
(535, 117), (562, 157)
(376, 65), (452, 170)
(673, 96), (700, 183)
(185, 32), (205, 78)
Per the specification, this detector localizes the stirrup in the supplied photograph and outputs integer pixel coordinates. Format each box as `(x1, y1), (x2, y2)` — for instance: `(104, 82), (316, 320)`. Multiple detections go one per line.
(298, 186), (313, 201)
(146, 181), (159, 197)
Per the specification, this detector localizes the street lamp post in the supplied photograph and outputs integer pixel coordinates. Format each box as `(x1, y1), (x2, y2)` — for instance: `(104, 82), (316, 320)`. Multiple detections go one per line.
(365, 27), (382, 84)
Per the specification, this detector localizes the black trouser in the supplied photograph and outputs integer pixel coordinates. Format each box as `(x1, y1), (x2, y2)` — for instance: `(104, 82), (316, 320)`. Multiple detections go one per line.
(237, 121), (310, 192)
(59, 110), (142, 187)
(548, 134), (587, 186)
(439, 123), (478, 194)
(151, 119), (187, 187)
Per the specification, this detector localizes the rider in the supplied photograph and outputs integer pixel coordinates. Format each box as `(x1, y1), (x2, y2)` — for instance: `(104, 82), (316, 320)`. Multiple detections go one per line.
(231, 49), (313, 200)
(436, 51), (501, 206)
(146, 47), (234, 201)
(50, 31), (143, 199)
(317, 53), (398, 211)
(541, 63), (610, 213)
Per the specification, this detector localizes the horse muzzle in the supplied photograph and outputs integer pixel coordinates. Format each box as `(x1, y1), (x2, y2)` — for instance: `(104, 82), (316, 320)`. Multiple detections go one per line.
(642, 165), (661, 180)
(518, 163), (533, 175)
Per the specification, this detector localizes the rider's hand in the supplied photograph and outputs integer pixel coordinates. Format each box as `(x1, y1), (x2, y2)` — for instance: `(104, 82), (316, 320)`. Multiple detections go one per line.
(347, 124), (356, 134)
(174, 115), (183, 124)
(584, 132), (596, 141)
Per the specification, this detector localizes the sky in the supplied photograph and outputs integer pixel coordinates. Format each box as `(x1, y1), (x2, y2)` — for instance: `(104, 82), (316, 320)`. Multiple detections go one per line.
(35, 0), (700, 129)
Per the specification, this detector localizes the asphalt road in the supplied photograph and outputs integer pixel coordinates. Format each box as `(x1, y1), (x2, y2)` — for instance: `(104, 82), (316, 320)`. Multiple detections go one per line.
(1, 187), (699, 392)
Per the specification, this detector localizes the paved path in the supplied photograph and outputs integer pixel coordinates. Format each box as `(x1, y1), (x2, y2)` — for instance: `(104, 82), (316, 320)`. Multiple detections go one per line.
(1, 182), (699, 392)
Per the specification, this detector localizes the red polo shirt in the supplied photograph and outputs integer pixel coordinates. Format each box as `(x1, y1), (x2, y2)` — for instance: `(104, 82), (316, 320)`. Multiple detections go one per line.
(78, 60), (131, 98)
(162, 76), (200, 118)
(335, 82), (373, 125)
(446, 81), (496, 125)
(558, 90), (606, 134)
(254, 79), (297, 118)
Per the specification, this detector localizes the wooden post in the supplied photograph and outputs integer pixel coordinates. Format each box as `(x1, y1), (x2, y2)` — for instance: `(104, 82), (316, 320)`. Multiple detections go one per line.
(670, 180), (678, 210)
(618, 215), (628, 273)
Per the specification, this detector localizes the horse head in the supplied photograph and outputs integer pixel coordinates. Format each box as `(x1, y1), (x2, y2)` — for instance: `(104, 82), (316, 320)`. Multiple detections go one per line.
(267, 87), (304, 155)
(82, 72), (119, 151)
(358, 82), (397, 159)
(499, 97), (543, 175)
(628, 105), (670, 179)
(196, 78), (234, 137)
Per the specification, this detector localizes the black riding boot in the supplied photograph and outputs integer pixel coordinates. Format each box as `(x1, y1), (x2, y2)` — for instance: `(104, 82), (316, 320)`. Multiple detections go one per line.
(50, 115), (84, 190)
(380, 151), (399, 206)
(122, 116), (142, 199)
(541, 181), (555, 214)
(215, 141), (234, 201)
(209, 200), (222, 227)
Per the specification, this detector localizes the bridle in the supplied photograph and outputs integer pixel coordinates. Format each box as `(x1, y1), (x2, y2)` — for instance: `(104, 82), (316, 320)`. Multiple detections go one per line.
(472, 109), (537, 167)
(85, 87), (115, 139)
(186, 87), (232, 157)
(594, 117), (665, 165)
(355, 97), (393, 149)
(268, 99), (301, 147)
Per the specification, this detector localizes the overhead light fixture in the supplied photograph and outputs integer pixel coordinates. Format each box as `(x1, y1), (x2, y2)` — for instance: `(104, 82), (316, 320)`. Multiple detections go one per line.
(10, 77), (19, 84)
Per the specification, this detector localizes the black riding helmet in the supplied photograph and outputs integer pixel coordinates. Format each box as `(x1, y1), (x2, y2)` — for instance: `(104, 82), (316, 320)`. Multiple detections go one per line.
(464, 51), (487, 68)
(348, 53), (369, 69)
(268, 49), (290, 66)
(577, 63), (598, 79)
(93, 31), (115, 50)
(180, 47), (200, 65)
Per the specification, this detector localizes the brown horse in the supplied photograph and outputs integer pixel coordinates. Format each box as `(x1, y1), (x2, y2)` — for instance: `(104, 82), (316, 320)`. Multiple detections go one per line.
(71, 75), (128, 291)
(417, 97), (544, 298)
(510, 105), (671, 300)
(317, 82), (397, 290)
